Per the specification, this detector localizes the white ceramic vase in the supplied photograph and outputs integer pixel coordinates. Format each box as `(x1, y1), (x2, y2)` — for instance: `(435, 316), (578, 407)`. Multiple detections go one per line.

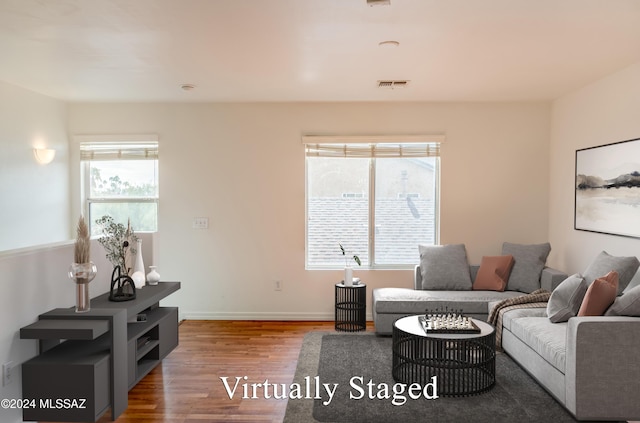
(131, 271), (146, 289)
(344, 266), (353, 286)
(147, 266), (161, 285)
(133, 239), (145, 276)
(129, 239), (145, 289)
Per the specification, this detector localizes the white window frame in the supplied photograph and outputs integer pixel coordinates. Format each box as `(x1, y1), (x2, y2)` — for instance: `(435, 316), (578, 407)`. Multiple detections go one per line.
(77, 134), (159, 233)
(303, 134), (444, 270)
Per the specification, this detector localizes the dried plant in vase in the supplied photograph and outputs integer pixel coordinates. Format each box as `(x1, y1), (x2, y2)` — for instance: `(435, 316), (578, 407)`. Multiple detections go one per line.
(74, 216), (91, 264)
(68, 216), (97, 312)
(95, 215), (138, 273)
(95, 215), (138, 301)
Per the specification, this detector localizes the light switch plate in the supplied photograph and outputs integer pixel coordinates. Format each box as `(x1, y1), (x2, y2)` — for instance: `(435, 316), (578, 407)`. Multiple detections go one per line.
(192, 217), (209, 229)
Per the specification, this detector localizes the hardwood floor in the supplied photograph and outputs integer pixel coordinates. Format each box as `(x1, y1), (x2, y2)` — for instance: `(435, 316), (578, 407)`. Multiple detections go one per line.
(97, 320), (374, 423)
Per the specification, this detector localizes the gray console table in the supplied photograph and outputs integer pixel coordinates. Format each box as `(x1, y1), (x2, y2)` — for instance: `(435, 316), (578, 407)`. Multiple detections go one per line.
(20, 281), (180, 422)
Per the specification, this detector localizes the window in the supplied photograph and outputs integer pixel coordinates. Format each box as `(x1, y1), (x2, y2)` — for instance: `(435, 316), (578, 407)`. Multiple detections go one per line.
(304, 135), (442, 268)
(79, 136), (159, 235)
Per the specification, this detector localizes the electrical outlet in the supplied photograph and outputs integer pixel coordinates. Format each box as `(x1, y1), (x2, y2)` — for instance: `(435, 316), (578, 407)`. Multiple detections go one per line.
(274, 280), (283, 291)
(3, 361), (14, 386)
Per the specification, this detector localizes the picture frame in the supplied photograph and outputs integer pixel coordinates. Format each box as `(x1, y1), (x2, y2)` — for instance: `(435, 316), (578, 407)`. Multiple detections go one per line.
(575, 137), (640, 238)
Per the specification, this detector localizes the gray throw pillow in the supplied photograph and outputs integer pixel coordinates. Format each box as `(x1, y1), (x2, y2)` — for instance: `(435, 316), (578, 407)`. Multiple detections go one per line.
(605, 284), (640, 316)
(502, 242), (551, 293)
(546, 274), (587, 323)
(583, 251), (640, 295)
(419, 244), (472, 290)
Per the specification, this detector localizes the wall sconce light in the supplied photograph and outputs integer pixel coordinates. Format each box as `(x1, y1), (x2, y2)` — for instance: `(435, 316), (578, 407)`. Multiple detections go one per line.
(33, 148), (56, 165)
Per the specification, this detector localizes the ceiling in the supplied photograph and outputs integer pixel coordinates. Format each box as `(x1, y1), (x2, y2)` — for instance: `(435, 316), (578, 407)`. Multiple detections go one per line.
(1, 0), (640, 103)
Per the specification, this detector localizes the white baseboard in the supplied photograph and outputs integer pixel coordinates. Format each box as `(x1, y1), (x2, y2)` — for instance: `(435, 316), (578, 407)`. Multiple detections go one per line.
(180, 311), (374, 321)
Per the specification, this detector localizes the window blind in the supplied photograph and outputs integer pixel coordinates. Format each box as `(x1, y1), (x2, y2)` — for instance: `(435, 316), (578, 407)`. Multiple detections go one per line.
(302, 134), (443, 158)
(80, 142), (158, 161)
(305, 143), (440, 158)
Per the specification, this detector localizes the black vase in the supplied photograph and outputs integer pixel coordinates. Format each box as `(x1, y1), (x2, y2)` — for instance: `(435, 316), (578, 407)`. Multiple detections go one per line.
(109, 265), (136, 302)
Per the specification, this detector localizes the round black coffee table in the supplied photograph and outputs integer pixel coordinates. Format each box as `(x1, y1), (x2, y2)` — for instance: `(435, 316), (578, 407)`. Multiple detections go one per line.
(392, 315), (495, 396)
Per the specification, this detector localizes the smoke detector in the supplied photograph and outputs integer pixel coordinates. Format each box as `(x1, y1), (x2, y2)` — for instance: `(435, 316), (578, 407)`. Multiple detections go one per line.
(377, 80), (409, 89)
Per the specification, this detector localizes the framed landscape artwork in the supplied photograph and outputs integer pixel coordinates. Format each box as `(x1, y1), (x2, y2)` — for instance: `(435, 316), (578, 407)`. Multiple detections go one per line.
(575, 137), (640, 238)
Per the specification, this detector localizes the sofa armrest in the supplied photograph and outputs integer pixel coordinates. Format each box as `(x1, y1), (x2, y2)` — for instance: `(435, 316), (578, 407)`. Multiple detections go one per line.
(565, 316), (640, 420)
(540, 267), (567, 292)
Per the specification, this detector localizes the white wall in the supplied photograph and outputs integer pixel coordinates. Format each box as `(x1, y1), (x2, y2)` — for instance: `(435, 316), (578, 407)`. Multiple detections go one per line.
(68, 102), (551, 320)
(0, 81), (70, 251)
(549, 62), (640, 274)
(0, 82), (72, 423)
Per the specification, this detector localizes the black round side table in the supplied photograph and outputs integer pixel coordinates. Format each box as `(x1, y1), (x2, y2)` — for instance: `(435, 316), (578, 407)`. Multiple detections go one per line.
(334, 283), (366, 332)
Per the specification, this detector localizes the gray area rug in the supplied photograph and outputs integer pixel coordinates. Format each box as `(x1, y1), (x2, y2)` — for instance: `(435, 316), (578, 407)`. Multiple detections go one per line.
(283, 332), (606, 423)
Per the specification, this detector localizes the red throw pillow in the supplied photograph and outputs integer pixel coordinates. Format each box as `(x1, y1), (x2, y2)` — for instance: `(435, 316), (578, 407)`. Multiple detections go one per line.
(473, 255), (515, 291)
(577, 271), (619, 316)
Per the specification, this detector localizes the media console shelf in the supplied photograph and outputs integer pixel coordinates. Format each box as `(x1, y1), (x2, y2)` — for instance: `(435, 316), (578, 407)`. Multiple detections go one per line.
(20, 281), (180, 422)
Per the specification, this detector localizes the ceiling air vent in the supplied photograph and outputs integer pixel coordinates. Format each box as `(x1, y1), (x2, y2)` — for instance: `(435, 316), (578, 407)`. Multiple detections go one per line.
(377, 80), (410, 89)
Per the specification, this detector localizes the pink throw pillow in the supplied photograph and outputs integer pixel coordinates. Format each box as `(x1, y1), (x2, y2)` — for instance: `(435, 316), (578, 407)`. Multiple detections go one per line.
(577, 271), (619, 316)
(473, 255), (515, 292)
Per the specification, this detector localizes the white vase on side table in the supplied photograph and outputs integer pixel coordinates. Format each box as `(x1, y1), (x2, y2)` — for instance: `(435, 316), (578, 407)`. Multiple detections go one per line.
(147, 266), (161, 285)
(344, 266), (353, 287)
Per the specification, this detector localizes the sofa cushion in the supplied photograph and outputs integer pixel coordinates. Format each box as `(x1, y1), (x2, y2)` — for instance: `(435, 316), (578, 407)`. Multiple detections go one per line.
(578, 271), (618, 316)
(373, 287), (522, 315)
(502, 242), (551, 293)
(419, 244), (472, 290)
(509, 316), (567, 373)
(473, 255), (515, 291)
(500, 307), (547, 332)
(546, 274), (587, 323)
(583, 251), (640, 295)
(606, 284), (640, 316)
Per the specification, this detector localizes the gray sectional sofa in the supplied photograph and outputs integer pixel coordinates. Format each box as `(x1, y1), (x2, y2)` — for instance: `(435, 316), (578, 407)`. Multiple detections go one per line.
(372, 246), (640, 421)
(499, 251), (640, 421)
